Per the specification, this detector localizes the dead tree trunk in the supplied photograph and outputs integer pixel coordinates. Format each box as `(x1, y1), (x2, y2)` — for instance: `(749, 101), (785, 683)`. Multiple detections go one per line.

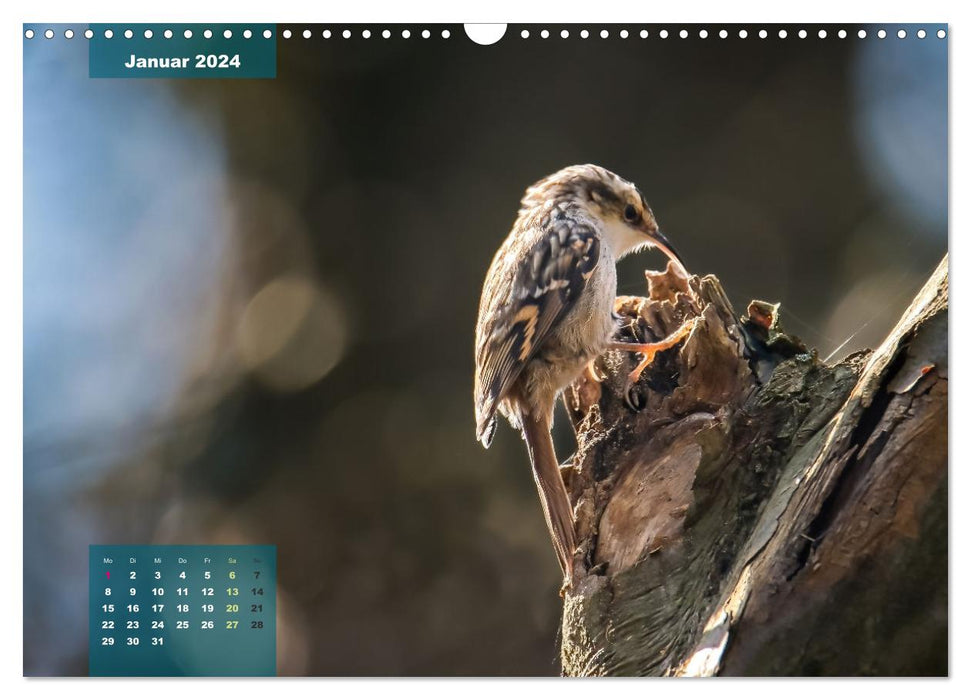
(560, 256), (947, 676)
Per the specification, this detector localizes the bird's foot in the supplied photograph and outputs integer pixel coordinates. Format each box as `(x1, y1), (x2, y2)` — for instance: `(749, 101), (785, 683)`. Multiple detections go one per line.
(609, 317), (699, 410)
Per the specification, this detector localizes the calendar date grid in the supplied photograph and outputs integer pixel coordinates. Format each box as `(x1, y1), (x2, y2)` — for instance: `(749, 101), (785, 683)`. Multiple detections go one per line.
(97, 555), (267, 646)
(88, 545), (276, 676)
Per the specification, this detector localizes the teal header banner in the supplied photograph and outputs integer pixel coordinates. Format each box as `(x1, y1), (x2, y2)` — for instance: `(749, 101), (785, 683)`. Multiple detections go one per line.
(89, 24), (276, 78)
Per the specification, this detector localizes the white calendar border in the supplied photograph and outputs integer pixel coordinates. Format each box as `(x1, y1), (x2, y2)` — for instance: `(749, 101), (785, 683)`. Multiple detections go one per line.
(2, 0), (963, 696)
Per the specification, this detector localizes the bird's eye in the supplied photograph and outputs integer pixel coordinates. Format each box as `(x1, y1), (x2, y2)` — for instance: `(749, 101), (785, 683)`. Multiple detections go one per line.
(623, 204), (639, 223)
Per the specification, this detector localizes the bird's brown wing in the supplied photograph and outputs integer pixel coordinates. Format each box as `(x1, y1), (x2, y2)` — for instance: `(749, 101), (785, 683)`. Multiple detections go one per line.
(474, 218), (600, 446)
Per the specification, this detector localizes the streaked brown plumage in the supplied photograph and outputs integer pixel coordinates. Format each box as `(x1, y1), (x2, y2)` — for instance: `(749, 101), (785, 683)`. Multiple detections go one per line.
(473, 164), (691, 587)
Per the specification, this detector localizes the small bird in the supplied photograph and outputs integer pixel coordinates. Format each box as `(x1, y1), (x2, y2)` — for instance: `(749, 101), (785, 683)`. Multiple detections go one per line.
(473, 164), (695, 586)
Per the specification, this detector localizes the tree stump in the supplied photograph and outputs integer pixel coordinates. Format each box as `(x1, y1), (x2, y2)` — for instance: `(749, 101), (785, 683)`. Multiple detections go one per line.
(559, 256), (948, 676)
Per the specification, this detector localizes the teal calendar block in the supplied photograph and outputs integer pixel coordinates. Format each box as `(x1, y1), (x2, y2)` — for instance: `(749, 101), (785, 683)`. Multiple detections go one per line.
(89, 545), (276, 676)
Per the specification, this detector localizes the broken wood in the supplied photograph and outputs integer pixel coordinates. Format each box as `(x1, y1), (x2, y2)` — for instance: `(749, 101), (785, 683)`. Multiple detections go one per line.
(559, 255), (948, 676)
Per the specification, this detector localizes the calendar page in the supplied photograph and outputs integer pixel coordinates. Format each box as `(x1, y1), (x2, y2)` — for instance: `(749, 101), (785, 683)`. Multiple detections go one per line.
(21, 14), (948, 679)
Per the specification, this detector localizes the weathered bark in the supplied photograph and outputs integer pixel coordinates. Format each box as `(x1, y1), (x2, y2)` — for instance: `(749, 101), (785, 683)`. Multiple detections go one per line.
(559, 256), (947, 677)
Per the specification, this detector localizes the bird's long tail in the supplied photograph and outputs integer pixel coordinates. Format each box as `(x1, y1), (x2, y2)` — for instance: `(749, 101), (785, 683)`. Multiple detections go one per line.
(521, 412), (576, 579)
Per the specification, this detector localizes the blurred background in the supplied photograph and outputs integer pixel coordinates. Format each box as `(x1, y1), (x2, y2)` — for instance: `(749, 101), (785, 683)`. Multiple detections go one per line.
(23, 24), (947, 675)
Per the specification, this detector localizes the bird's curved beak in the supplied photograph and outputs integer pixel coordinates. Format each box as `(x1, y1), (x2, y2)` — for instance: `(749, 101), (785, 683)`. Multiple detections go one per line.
(645, 228), (688, 276)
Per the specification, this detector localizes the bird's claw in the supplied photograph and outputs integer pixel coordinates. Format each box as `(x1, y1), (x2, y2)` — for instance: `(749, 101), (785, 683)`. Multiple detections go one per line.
(584, 359), (606, 384)
(624, 374), (647, 411)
